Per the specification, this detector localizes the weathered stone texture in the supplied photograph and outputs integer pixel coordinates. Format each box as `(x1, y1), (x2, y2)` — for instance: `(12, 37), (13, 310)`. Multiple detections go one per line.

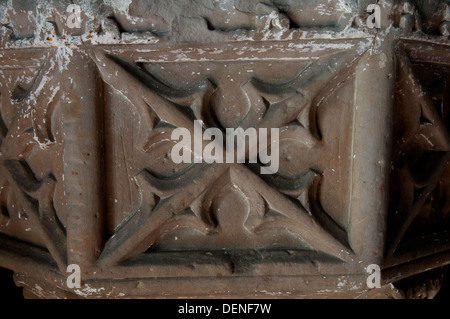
(0, 0), (449, 298)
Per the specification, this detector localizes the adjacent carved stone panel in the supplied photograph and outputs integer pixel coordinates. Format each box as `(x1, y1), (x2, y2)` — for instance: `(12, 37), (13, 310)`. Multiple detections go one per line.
(386, 40), (450, 266)
(0, 49), (67, 271)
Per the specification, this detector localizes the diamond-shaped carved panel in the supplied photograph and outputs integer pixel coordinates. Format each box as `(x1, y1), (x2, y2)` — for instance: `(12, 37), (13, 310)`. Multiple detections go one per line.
(90, 39), (369, 270)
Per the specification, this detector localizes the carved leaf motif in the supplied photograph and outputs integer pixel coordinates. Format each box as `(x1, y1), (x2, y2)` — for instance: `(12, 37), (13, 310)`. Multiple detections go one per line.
(148, 167), (343, 253)
(141, 127), (196, 180)
(272, 123), (320, 181)
(210, 85), (251, 129)
(1, 144), (67, 272)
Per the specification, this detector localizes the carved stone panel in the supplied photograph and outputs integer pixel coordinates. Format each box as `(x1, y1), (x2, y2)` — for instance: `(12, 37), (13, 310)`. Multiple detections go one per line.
(0, 0), (449, 299)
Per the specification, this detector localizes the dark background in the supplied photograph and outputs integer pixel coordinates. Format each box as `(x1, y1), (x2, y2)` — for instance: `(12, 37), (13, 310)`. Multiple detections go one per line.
(437, 265), (450, 299)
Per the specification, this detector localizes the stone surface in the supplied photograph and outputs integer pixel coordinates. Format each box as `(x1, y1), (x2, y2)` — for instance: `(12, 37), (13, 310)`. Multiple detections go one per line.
(0, 0), (449, 299)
